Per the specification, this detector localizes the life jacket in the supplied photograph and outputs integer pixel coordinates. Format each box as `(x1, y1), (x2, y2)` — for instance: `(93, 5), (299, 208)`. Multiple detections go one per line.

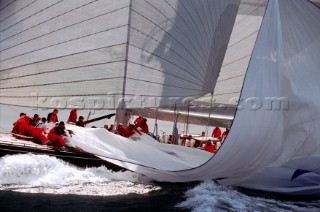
(12, 115), (31, 135)
(31, 128), (48, 144)
(204, 144), (215, 153)
(134, 117), (143, 128)
(140, 124), (149, 134)
(115, 128), (125, 137)
(212, 127), (221, 138)
(47, 113), (58, 123)
(222, 130), (229, 138)
(48, 127), (65, 147)
(124, 126), (135, 138)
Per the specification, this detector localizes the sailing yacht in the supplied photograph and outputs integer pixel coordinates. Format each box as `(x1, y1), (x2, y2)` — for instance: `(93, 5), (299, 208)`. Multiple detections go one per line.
(1, 0), (320, 195)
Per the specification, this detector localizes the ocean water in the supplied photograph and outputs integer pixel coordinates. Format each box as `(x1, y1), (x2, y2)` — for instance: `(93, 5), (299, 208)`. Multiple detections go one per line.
(0, 154), (319, 212)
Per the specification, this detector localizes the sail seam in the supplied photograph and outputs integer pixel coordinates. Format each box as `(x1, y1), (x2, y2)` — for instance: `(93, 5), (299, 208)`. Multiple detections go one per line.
(0, 3), (128, 51)
(0, 0), (37, 23)
(0, 0), (16, 12)
(128, 43), (206, 85)
(217, 74), (245, 83)
(127, 61), (204, 88)
(221, 54), (251, 68)
(0, 60), (126, 81)
(164, 0), (207, 66)
(0, 76), (203, 92)
(0, 24), (128, 63)
(179, 0), (209, 57)
(131, 7), (206, 79)
(124, 77), (203, 92)
(0, 43), (127, 73)
(0, 0), (36, 23)
(0, 77), (125, 89)
(0, 0), (65, 33)
(0, 0), (99, 42)
(129, 27), (204, 82)
(135, 1), (205, 75)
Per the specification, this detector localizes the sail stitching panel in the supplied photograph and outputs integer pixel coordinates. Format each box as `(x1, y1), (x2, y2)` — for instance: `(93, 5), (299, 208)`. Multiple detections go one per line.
(0, 43), (127, 73)
(0, 2), (126, 52)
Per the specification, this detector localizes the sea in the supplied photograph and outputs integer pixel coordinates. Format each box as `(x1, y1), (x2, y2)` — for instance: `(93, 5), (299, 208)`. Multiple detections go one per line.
(0, 106), (320, 211)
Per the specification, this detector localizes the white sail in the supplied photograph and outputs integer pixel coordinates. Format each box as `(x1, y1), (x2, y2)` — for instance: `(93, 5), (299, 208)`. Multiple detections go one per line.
(68, 0), (320, 195)
(0, 0), (240, 109)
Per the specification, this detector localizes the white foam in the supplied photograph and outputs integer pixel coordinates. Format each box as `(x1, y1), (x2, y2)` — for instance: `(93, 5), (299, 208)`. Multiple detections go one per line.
(0, 154), (160, 196)
(177, 181), (318, 212)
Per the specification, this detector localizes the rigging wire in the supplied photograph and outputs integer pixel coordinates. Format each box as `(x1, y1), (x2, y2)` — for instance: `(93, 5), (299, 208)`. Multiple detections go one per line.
(204, 93), (214, 139)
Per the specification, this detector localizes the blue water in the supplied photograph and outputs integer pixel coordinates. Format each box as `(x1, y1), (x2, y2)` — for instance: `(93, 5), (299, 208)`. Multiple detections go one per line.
(0, 154), (319, 211)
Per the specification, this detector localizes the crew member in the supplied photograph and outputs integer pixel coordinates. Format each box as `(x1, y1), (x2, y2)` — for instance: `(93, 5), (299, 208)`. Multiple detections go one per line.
(212, 127), (221, 138)
(204, 140), (215, 153)
(48, 121), (67, 147)
(139, 118), (149, 134)
(13, 114), (32, 136)
(124, 124), (141, 138)
(67, 109), (77, 124)
(222, 128), (230, 138)
(108, 124), (114, 132)
(134, 116), (144, 128)
(47, 109), (59, 123)
(76, 116), (85, 127)
(12, 113), (27, 134)
(115, 123), (125, 136)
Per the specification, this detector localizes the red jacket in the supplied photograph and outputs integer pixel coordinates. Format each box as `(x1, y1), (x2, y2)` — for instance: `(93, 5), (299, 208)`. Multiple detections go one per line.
(124, 126), (141, 138)
(140, 124), (149, 134)
(67, 110), (77, 123)
(212, 127), (221, 138)
(204, 144), (215, 153)
(12, 115), (31, 134)
(47, 113), (58, 123)
(48, 126), (65, 147)
(115, 128), (125, 137)
(134, 117), (143, 127)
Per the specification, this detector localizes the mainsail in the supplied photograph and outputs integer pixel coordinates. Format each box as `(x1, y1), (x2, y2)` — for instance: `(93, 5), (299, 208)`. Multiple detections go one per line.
(1, 0), (320, 195)
(0, 0), (239, 109)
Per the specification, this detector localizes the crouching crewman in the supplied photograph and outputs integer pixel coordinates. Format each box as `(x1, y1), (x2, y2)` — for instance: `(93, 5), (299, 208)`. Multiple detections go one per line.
(48, 121), (68, 147)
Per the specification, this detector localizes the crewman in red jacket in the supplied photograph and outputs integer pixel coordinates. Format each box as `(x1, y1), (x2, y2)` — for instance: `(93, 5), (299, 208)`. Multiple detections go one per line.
(222, 128), (230, 138)
(12, 113), (27, 134)
(12, 114), (48, 144)
(67, 109), (77, 124)
(204, 140), (215, 153)
(30, 127), (48, 144)
(48, 121), (67, 147)
(115, 123), (125, 136)
(76, 116), (85, 127)
(124, 124), (141, 138)
(211, 127), (221, 138)
(134, 116), (143, 128)
(47, 109), (59, 123)
(139, 118), (149, 134)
